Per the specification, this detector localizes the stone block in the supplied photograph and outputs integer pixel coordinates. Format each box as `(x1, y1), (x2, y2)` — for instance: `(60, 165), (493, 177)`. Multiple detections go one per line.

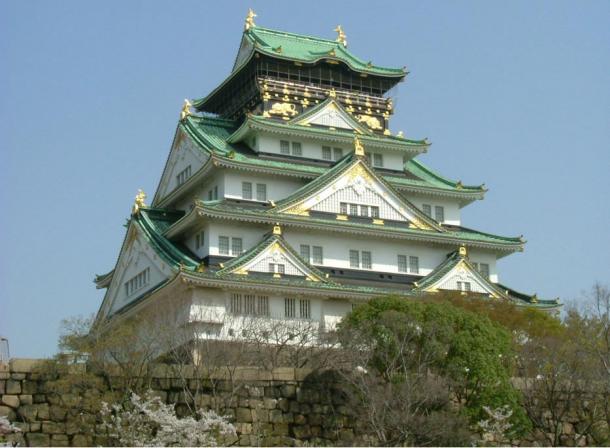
(36, 403), (50, 420)
(272, 367), (295, 381)
(292, 425), (311, 439)
(26, 432), (50, 447)
(42, 421), (65, 434)
(49, 406), (67, 421)
(289, 401), (300, 413)
(11, 373), (26, 380)
(71, 434), (92, 447)
(308, 413), (322, 426)
(238, 435), (251, 446)
(273, 422), (290, 436)
(235, 407), (252, 423)
(51, 434), (69, 447)
(252, 408), (269, 423)
(294, 413), (307, 425)
(263, 397), (277, 409)
(310, 425), (322, 437)
(235, 422), (252, 435)
(13, 421), (29, 432)
(1, 395), (19, 408)
(30, 422), (41, 432)
(277, 397), (290, 412)
(10, 359), (44, 373)
(269, 409), (283, 423)
(20, 394), (33, 405)
(248, 385), (264, 398)
(249, 398), (264, 410)
(5, 380), (21, 394)
(0, 380), (4, 394)
(299, 403), (311, 414)
(238, 397), (249, 408)
(33, 394), (47, 404)
(281, 384), (297, 398)
(339, 428), (354, 441)
(17, 404), (38, 422)
(21, 380), (38, 394)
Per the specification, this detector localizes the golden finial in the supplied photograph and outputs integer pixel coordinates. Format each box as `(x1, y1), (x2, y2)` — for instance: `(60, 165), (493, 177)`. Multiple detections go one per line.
(180, 99), (192, 121)
(334, 25), (347, 47)
(383, 129), (391, 136)
(456, 180), (463, 189)
(132, 189), (147, 215)
(458, 245), (468, 257)
(354, 135), (365, 156)
(273, 223), (282, 235)
(328, 88), (337, 98)
(244, 9), (257, 31)
(196, 263), (206, 273)
(397, 130), (404, 138)
(531, 294), (538, 304)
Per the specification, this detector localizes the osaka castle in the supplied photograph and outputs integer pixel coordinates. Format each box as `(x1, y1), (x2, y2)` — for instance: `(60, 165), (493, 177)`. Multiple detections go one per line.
(93, 12), (560, 340)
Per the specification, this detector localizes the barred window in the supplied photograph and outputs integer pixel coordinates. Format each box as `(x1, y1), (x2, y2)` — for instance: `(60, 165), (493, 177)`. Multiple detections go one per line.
(349, 204), (358, 216)
(340, 202), (347, 215)
(422, 204), (432, 217)
(322, 146), (332, 160)
(242, 182), (252, 200)
(312, 246), (323, 264)
(291, 142), (302, 156)
(371, 206), (380, 218)
(230, 293), (242, 314)
(434, 206), (445, 222)
(256, 183), (267, 201)
(373, 153), (384, 167)
(349, 250), (360, 268)
(218, 236), (230, 255)
(257, 296), (269, 316)
(472, 262), (479, 271)
(125, 268), (150, 296)
(269, 263), (285, 274)
(299, 299), (311, 319)
(231, 237), (243, 256)
(409, 256), (419, 274)
(464, 282), (472, 292)
(300, 244), (311, 262)
(176, 165), (192, 187)
(285, 298), (296, 318)
(280, 140), (290, 154)
(359, 205), (369, 217)
(397, 255), (408, 273)
(362, 251), (372, 269)
(244, 294), (256, 315)
(213, 186), (218, 200)
(195, 230), (205, 249)
(208, 190), (213, 201)
(333, 147), (343, 160)
(479, 263), (490, 279)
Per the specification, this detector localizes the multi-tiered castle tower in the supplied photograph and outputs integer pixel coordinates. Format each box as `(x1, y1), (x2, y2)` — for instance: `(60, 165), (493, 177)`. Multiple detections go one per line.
(94, 12), (559, 343)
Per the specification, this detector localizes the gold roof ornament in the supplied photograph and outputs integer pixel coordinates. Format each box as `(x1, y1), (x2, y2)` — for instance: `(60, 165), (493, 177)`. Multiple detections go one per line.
(244, 8), (257, 31)
(180, 99), (192, 121)
(334, 25), (347, 47)
(396, 130), (404, 138)
(383, 129), (391, 136)
(328, 88), (337, 98)
(531, 294), (538, 304)
(273, 223), (282, 235)
(132, 189), (147, 215)
(456, 180), (463, 190)
(354, 135), (365, 156)
(458, 245), (468, 257)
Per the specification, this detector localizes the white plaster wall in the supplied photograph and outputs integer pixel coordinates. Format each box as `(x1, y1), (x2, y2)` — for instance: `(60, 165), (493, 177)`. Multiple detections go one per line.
(467, 249), (499, 283)
(185, 223), (210, 259)
(174, 171), (226, 211)
(207, 222), (268, 256)
(223, 171), (306, 202)
(402, 195), (461, 225)
(256, 133), (404, 171)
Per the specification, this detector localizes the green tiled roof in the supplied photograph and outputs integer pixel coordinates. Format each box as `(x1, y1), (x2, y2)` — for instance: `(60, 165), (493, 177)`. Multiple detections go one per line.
(245, 26), (406, 77)
(404, 159), (484, 192)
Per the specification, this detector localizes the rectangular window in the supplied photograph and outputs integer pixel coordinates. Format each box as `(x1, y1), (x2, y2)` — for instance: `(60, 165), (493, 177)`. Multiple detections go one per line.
(322, 146), (332, 160)
(349, 250), (360, 268)
(299, 299), (311, 319)
(362, 251), (372, 269)
(457, 281), (462, 291)
(371, 206), (380, 218)
(269, 263), (285, 274)
(349, 204), (358, 216)
(398, 255), (408, 273)
(176, 165), (192, 187)
(464, 282), (472, 292)
(195, 230), (205, 249)
(409, 256), (419, 274)
(257, 296), (269, 316)
(124, 268), (150, 296)
(434, 206), (445, 222)
(291, 141), (302, 156)
(359, 205), (369, 217)
(231, 237), (243, 256)
(230, 293), (242, 314)
(471, 262), (479, 271)
(340, 202), (347, 215)
(373, 153), (384, 167)
(256, 183), (267, 201)
(479, 263), (490, 279)
(285, 298), (296, 318)
(244, 294), (256, 315)
(280, 140), (290, 154)
(333, 147), (343, 160)
(208, 190), (213, 201)
(300, 244), (311, 262)
(213, 186), (218, 200)
(312, 246), (323, 264)
(242, 182), (252, 200)
(422, 204), (432, 217)
(218, 236), (230, 255)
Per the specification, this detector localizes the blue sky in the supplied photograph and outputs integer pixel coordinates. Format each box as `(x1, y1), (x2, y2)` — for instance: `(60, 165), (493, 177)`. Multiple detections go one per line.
(1, 1), (609, 358)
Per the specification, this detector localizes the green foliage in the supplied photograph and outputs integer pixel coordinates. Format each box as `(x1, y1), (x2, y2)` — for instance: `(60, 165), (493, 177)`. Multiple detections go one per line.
(340, 296), (530, 435)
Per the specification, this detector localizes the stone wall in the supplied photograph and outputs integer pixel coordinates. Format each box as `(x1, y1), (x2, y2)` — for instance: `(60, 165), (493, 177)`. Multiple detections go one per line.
(0, 359), (357, 447)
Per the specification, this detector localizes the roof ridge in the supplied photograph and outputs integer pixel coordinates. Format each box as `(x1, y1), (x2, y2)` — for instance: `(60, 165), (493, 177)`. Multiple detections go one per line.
(248, 25), (338, 46)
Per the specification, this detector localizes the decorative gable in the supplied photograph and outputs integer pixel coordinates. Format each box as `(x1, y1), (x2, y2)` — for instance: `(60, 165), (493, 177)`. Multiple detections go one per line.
(277, 158), (439, 231)
(291, 99), (370, 133)
(218, 226), (328, 282)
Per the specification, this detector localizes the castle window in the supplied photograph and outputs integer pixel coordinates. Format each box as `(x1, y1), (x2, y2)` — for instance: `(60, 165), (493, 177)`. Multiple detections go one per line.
(176, 165), (191, 187)
(284, 298), (296, 318)
(422, 204), (432, 217)
(312, 246), (323, 265)
(349, 204), (358, 216)
(349, 250), (360, 268)
(409, 256), (419, 274)
(373, 153), (384, 168)
(124, 268), (150, 296)
(371, 206), (380, 218)
(322, 146), (332, 160)
(218, 236), (230, 255)
(479, 263), (490, 279)
(269, 263), (285, 274)
(280, 140), (290, 154)
(256, 183), (267, 201)
(242, 182), (252, 200)
(244, 295), (256, 315)
(195, 230), (205, 249)
(359, 205), (369, 217)
(230, 293), (242, 314)
(291, 142), (302, 156)
(397, 255), (408, 273)
(434, 206), (445, 222)
(362, 251), (372, 269)
(231, 237), (243, 256)
(333, 147), (343, 160)
(299, 299), (311, 319)
(457, 281), (472, 292)
(257, 296), (269, 316)
(340, 202), (347, 215)
(300, 244), (311, 262)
